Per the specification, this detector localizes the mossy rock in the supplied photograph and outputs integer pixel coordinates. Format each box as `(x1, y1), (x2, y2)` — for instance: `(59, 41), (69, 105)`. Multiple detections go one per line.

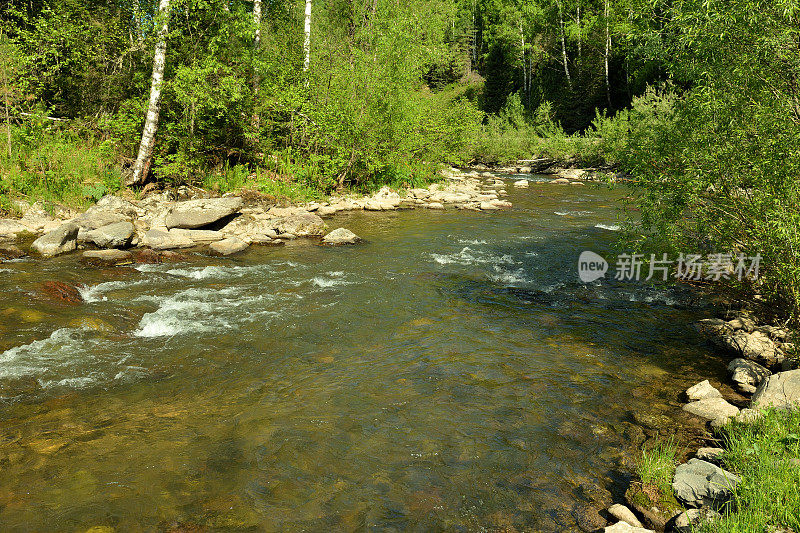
(625, 481), (683, 531)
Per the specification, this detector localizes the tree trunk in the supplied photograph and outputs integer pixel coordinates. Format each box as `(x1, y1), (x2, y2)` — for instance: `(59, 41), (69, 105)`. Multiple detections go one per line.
(303, 0), (312, 73)
(556, 0), (572, 89)
(127, 0), (170, 186)
(253, 0), (262, 46)
(520, 22), (526, 95)
(576, 0), (581, 75)
(1, 30), (11, 159)
(604, 0), (611, 107)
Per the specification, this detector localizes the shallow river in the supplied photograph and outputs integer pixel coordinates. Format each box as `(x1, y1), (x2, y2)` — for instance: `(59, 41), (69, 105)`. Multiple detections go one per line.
(0, 177), (728, 531)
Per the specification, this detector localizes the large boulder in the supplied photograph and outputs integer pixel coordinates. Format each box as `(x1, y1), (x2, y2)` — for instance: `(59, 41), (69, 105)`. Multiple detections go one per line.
(276, 212), (326, 237)
(672, 459), (739, 509)
(728, 358), (771, 394)
(81, 221), (135, 249)
(322, 228), (361, 245)
(31, 222), (79, 257)
(164, 197), (242, 229)
(716, 330), (782, 366)
(750, 369), (800, 410)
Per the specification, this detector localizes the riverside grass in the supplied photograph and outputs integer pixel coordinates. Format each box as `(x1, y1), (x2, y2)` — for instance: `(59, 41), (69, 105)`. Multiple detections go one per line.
(635, 409), (800, 532)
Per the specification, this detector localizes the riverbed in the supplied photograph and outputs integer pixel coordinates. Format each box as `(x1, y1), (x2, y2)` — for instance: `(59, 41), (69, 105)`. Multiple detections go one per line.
(0, 177), (728, 531)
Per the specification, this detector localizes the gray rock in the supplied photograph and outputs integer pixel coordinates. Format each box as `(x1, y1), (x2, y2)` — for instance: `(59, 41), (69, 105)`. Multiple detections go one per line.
(142, 229), (195, 250)
(728, 316), (756, 332)
(276, 212), (326, 237)
(603, 522), (654, 533)
(607, 504), (643, 528)
(209, 237), (249, 256)
(719, 330), (782, 366)
(31, 223), (79, 257)
(513, 179), (529, 188)
(695, 447), (725, 465)
(673, 508), (722, 533)
(317, 205), (338, 217)
(751, 369), (800, 410)
(164, 197), (242, 229)
(672, 458), (739, 509)
(683, 397), (739, 421)
(686, 380), (722, 401)
(82, 221), (135, 248)
(728, 358), (771, 393)
(695, 318), (734, 338)
(0, 219), (30, 241)
(322, 228), (361, 245)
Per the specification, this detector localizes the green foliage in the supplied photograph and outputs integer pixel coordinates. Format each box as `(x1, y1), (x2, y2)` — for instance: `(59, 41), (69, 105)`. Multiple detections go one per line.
(703, 409), (800, 532)
(636, 436), (679, 497)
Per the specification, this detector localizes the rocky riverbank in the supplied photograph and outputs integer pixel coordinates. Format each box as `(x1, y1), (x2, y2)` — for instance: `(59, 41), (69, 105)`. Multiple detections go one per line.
(0, 167), (565, 261)
(597, 313), (798, 533)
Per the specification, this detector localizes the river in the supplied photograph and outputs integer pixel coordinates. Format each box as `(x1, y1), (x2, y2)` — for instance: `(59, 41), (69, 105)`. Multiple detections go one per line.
(0, 176), (728, 531)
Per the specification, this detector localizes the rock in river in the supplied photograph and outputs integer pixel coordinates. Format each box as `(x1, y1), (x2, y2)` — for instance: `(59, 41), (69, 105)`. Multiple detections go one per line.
(728, 358), (771, 394)
(683, 397), (739, 422)
(31, 222), (79, 257)
(672, 458), (739, 509)
(81, 249), (133, 267)
(210, 237), (249, 256)
(81, 221), (135, 249)
(164, 197), (242, 229)
(686, 380), (722, 401)
(750, 369), (800, 410)
(322, 228), (361, 245)
(607, 504), (643, 528)
(604, 522), (654, 533)
(276, 212), (326, 237)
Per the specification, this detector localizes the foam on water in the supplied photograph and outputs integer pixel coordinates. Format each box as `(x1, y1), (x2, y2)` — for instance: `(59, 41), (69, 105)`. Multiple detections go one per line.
(595, 224), (621, 231)
(488, 266), (528, 285)
(554, 210), (594, 216)
(79, 278), (154, 303)
(311, 271), (350, 288)
(430, 247), (516, 266)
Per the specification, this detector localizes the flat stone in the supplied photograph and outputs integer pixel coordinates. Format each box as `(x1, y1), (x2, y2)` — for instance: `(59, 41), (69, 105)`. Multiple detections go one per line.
(604, 522), (654, 533)
(322, 228), (361, 245)
(608, 504), (643, 528)
(695, 447), (725, 465)
(82, 221), (135, 248)
(672, 458), (739, 509)
(209, 237), (249, 256)
(81, 249), (133, 266)
(425, 202), (445, 209)
(686, 380), (722, 401)
(728, 316), (756, 332)
(551, 178), (570, 184)
(683, 397), (739, 421)
(513, 179), (529, 188)
(142, 228), (195, 250)
(276, 212), (326, 237)
(0, 219), (29, 240)
(168, 228), (224, 243)
(317, 205), (338, 217)
(165, 197), (242, 229)
(479, 201), (499, 210)
(31, 223), (79, 257)
(751, 369), (800, 410)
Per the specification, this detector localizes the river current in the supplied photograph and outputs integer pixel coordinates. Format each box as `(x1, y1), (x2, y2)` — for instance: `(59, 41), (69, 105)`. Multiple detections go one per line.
(0, 177), (727, 531)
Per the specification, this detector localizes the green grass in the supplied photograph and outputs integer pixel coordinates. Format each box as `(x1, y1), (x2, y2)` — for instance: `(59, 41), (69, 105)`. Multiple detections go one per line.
(699, 409), (800, 532)
(202, 164), (324, 203)
(636, 436), (680, 497)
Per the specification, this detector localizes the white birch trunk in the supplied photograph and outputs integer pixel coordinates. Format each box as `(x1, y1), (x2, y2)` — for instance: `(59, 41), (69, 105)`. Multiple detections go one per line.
(253, 0), (262, 46)
(556, 0), (572, 89)
(604, 0), (611, 106)
(128, 0), (170, 186)
(303, 0), (312, 73)
(576, 1), (581, 74)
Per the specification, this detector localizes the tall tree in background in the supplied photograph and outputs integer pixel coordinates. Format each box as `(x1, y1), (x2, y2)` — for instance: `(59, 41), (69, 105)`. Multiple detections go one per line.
(303, 0), (312, 73)
(128, 0), (171, 185)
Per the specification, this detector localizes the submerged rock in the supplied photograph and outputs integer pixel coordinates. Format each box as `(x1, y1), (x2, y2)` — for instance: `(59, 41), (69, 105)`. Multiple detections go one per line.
(322, 228), (361, 245)
(672, 458), (739, 509)
(31, 222), (79, 257)
(38, 280), (83, 305)
(164, 197), (242, 229)
(624, 482), (681, 530)
(750, 369), (800, 410)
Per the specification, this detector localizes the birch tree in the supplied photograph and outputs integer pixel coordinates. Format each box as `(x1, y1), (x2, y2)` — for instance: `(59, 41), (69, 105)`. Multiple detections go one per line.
(127, 0), (170, 186)
(555, 0), (572, 89)
(303, 0), (312, 73)
(604, 0), (611, 106)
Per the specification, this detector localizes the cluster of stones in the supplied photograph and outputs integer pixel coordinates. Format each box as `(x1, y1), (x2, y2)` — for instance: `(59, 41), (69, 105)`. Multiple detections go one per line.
(600, 314), (798, 533)
(0, 169), (514, 261)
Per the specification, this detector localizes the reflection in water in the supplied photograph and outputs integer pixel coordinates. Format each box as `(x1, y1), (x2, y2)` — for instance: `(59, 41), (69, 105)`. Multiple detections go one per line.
(0, 179), (725, 531)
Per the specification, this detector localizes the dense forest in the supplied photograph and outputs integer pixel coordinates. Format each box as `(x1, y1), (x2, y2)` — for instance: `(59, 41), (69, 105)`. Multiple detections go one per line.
(1, 0), (799, 320)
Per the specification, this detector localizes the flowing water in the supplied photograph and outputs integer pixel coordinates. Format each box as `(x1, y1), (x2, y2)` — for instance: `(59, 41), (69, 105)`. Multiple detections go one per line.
(0, 177), (729, 531)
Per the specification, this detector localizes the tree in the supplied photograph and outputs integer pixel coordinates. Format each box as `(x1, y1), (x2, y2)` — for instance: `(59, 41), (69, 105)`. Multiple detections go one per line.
(128, 0), (171, 185)
(303, 0), (312, 73)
